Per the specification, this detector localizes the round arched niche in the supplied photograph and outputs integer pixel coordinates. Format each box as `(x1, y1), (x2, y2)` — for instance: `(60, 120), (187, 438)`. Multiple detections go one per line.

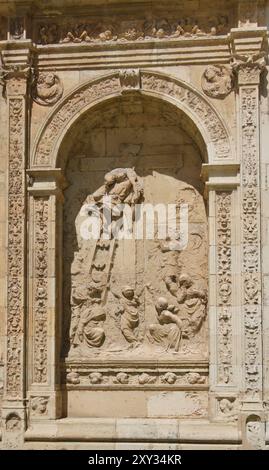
(60, 93), (209, 373)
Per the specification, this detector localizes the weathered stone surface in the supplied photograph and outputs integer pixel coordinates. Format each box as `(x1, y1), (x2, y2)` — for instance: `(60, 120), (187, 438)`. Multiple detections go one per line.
(0, 0), (268, 450)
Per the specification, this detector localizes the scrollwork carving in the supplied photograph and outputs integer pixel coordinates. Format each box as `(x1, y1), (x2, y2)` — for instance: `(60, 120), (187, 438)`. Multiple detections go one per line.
(7, 97), (25, 397)
(239, 79), (262, 399)
(34, 72), (231, 166)
(33, 198), (49, 384)
(9, 17), (24, 40)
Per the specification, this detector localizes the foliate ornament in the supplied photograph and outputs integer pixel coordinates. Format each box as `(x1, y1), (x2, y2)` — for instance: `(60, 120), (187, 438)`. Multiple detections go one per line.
(233, 53), (266, 85)
(33, 198), (49, 384)
(34, 72), (232, 166)
(141, 72), (231, 159)
(36, 14), (230, 45)
(119, 69), (140, 92)
(216, 192), (233, 385)
(32, 72), (63, 106)
(202, 65), (234, 98)
(7, 98), (25, 397)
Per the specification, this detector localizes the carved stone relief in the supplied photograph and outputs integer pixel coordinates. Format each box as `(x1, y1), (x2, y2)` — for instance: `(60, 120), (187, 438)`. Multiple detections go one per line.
(202, 65), (234, 99)
(246, 415), (265, 449)
(62, 96), (208, 388)
(35, 13), (231, 45)
(32, 197), (49, 384)
(9, 17), (24, 40)
(7, 97), (25, 398)
(240, 84), (262, 400)
(33, 71), (232, 167)
(32, 72), (63, 106)
(216, 192), (233, 385)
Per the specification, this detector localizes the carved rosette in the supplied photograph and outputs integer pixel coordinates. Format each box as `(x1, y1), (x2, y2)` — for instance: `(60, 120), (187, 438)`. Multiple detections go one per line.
(6, 97), (25, 398)
(33, 197), (49, 384)
(216, 192), (233, 385)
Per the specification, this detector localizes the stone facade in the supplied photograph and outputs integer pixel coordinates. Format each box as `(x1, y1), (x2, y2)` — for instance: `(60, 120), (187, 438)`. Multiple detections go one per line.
(0, 0), (268, 450)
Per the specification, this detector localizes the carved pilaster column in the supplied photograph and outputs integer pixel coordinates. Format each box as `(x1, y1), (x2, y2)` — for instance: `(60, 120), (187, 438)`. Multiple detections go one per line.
(232, 36), (267, 448)
(27, 170), (66, 423)
(1, 63), (31, 448)
(202, 163), (240, 423)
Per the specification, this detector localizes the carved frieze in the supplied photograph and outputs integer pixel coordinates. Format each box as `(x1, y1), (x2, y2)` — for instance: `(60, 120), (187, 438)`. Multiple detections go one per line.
(35, 14), (230, 45)
(233, 53), (266, 86)
(239, 78), (263, 400)
(65, 364), (208, 389)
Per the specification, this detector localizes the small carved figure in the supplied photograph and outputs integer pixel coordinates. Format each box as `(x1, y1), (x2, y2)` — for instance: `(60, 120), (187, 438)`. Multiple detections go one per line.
(202, 65), (234, 99)
(114, 286), (141, 347)
(147, 297), (182, 352)
(72, 285), (106, 349)
(10, 17), (24, 40)
(38, 23), (58, 44)
(90, 168), (143, 206)
(32, 72), (63, 106)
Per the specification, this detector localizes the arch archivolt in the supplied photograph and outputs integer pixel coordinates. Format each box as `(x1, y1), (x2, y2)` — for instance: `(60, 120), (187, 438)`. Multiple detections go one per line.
(31, 70), (234, 168)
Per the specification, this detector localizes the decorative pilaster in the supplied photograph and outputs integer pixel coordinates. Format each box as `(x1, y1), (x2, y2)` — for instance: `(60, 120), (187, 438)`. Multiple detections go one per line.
(27, 170), (66, 422)
(1, 61), (31, 448)
(232, 28), (267, 448)
(201, 163), (240, 422)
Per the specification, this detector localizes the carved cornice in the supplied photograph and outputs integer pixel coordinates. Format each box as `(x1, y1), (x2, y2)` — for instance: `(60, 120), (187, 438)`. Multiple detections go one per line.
(230, 27), (268, 86)
(27, 168), (68, 199)
(232, 53), (267, 85)
(201, 163), (240, 197)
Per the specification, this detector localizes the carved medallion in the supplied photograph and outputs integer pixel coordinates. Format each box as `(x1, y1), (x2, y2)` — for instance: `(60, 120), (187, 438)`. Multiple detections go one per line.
(202, 65), (234, 99)
(32, 72), (63, 106)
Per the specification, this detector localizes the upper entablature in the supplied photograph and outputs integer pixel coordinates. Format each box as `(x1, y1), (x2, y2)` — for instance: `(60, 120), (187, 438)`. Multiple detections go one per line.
(0, 1), (267, 44)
